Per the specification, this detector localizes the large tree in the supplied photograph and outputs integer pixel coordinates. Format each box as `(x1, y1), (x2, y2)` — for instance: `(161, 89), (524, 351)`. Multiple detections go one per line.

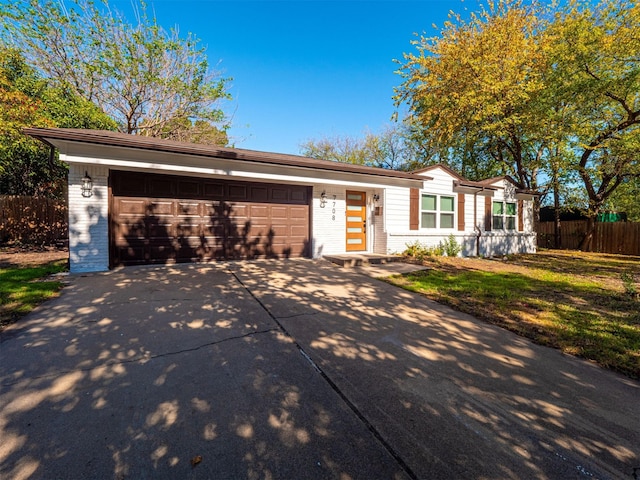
(395, 0), (640, 249)
(0, 48), (116, 197)
(0, 0), (231, 145)
(394, 0), (553, 190)
(549, 0), (640, 249)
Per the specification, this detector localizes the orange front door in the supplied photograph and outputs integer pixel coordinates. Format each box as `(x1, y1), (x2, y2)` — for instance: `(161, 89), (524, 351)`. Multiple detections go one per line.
(345, 190), (366, 251)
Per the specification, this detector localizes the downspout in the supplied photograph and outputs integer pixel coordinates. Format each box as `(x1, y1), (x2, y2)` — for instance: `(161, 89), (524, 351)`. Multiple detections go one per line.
(48, 144), (56, 170)
(473, 187), (485, 257)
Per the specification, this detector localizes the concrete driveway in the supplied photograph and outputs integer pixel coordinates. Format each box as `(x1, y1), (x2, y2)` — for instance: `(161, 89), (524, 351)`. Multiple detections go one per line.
(0, 260), (638, 479)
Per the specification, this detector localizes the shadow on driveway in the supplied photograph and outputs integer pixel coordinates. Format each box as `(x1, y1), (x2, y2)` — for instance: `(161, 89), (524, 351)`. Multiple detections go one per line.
(1, 259), (639, 479)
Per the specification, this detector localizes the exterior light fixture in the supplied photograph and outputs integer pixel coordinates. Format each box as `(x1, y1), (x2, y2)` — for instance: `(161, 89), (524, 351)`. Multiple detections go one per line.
(320, 191), (327, 207)
(373, 193), (380, 202)
(81, 171), (93, 198)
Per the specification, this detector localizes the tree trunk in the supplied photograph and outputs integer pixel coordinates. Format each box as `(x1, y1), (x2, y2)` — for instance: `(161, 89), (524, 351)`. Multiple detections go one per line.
(554, 188), (561, 249)
(551, 157), (561, 248)
(579, 215), (597, 252)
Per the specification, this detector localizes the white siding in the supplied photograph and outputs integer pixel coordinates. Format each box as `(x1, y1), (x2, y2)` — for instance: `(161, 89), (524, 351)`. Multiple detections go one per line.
(384, 167), (465, 255)
(68, 164), (109, 273)
(383, 186), (411, 234)
(381, 167), (537, 257)
(478, 178), (537, 256)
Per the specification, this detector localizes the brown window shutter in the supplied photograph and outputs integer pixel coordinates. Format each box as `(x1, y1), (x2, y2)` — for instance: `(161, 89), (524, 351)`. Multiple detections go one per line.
(518, 199), (524, 231)
(457, 193), (465, 231)
(484, 196), (492, 231)
(410, 188), (419, 230)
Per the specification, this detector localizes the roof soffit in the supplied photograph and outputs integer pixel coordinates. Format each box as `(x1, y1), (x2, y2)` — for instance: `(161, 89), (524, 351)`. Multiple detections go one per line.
(51, 138), (427, 189)
(25, 128), (430, 187)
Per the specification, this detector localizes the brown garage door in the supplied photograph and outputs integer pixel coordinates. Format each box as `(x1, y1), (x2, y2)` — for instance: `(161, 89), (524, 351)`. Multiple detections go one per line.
(110, 171), (311, 266)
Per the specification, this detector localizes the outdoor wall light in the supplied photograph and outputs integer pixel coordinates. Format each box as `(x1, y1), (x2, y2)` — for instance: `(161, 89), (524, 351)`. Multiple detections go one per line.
(81, 171), (93, 198)
(373, 193), (380, 202)
(320, 191), (327, 208)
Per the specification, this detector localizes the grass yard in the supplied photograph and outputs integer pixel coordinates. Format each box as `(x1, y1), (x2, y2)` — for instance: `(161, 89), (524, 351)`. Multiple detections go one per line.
(0, 259), (67, 330)
(388, 250), (640, 379)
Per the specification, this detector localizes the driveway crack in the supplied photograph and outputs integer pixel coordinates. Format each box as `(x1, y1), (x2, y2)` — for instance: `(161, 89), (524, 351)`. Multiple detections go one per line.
(229, 269), (419, 480)
(135, 327), (278, 363)
(0, 328), (277, 387)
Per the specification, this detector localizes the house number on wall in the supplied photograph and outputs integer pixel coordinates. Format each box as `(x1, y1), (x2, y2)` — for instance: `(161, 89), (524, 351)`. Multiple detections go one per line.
(332, 195), (337, 221)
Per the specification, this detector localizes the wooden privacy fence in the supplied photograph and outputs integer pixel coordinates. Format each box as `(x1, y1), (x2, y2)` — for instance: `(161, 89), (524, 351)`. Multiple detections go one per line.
(0, 195), (68, 245)
(538, 220), (640, 256)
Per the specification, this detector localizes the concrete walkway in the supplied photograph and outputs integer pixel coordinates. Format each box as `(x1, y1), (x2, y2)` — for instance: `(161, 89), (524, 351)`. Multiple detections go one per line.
(1, 259), (638, 479)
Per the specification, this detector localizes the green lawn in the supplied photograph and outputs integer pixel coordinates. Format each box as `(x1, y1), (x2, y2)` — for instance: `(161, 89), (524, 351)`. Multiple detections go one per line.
(388, 250), (640, 379)
(0, 260), (67, 329)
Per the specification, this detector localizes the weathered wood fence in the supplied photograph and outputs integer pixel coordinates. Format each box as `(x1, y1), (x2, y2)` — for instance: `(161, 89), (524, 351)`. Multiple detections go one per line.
(0, 195), (68, 245)
(538, 220), (640, 256)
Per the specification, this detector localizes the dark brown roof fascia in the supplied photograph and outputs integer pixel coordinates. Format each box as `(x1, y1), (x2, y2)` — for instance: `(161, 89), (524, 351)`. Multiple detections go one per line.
(24, 128), (430, 182)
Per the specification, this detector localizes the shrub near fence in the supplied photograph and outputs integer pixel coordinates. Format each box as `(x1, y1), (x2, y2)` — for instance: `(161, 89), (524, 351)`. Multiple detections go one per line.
(0, 195), (68, 245)
(538, 220), (640, 256)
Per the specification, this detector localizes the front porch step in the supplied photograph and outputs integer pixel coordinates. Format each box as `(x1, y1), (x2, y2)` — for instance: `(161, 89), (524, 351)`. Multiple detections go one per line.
(323, 254), (402, 268)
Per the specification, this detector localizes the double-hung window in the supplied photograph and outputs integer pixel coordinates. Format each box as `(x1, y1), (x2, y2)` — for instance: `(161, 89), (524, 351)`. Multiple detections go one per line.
(492, 201), (516, 230)
(421, 194), (455, 229)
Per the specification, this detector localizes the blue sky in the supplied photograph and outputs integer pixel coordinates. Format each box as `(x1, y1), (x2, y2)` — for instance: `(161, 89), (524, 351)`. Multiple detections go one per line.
(109, 0), (478, 155)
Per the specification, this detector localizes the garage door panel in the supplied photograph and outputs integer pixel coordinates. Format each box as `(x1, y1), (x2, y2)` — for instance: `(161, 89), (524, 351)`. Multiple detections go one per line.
(177, 180), (200, 197)
(149, 177), (175, 197)
(174, 239), (206, 261)
(271, 188), (288, 202)
(248, 205), (269, 218)
(111, 171), (310, 266)
(228, 185), (248, 200)
(290, 224), (309, 236)
(116, 220), (147, 236)
(116, 198), (147, 215)
(149, 244), (176, 262)
(147, 200), (174, 216)
(289, 205), (308, 218)
(290, 188), (308, 202)
(202, 201), (225, 217)
(250, 186), (269, 202)
(229, 204), (248, 218)
(203, 223), (226, 236)
(268, 224), (291, 236)
(270, 206), (288, 218)
(148, 222), (174, 237)
(176, 201), (200, 217)
(113, 172), (147, 196)
(176, 224), (201, 237)
(203, 183), (225, 198)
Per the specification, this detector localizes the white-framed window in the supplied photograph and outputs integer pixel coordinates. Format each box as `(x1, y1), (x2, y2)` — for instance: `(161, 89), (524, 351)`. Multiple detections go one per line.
(493, 201), (516, 230)
(421, 194), (455, 229)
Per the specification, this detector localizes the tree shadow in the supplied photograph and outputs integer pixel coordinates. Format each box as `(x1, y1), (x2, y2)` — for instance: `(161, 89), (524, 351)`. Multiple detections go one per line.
(0, 264), (405, 479)
(229, 260), (640, 479)
(111, 187), (310, 267)
(0, 260), (638, 478)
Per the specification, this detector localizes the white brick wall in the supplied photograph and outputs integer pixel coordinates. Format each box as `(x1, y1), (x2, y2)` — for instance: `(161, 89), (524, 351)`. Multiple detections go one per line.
(68, 164), (109, 272)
